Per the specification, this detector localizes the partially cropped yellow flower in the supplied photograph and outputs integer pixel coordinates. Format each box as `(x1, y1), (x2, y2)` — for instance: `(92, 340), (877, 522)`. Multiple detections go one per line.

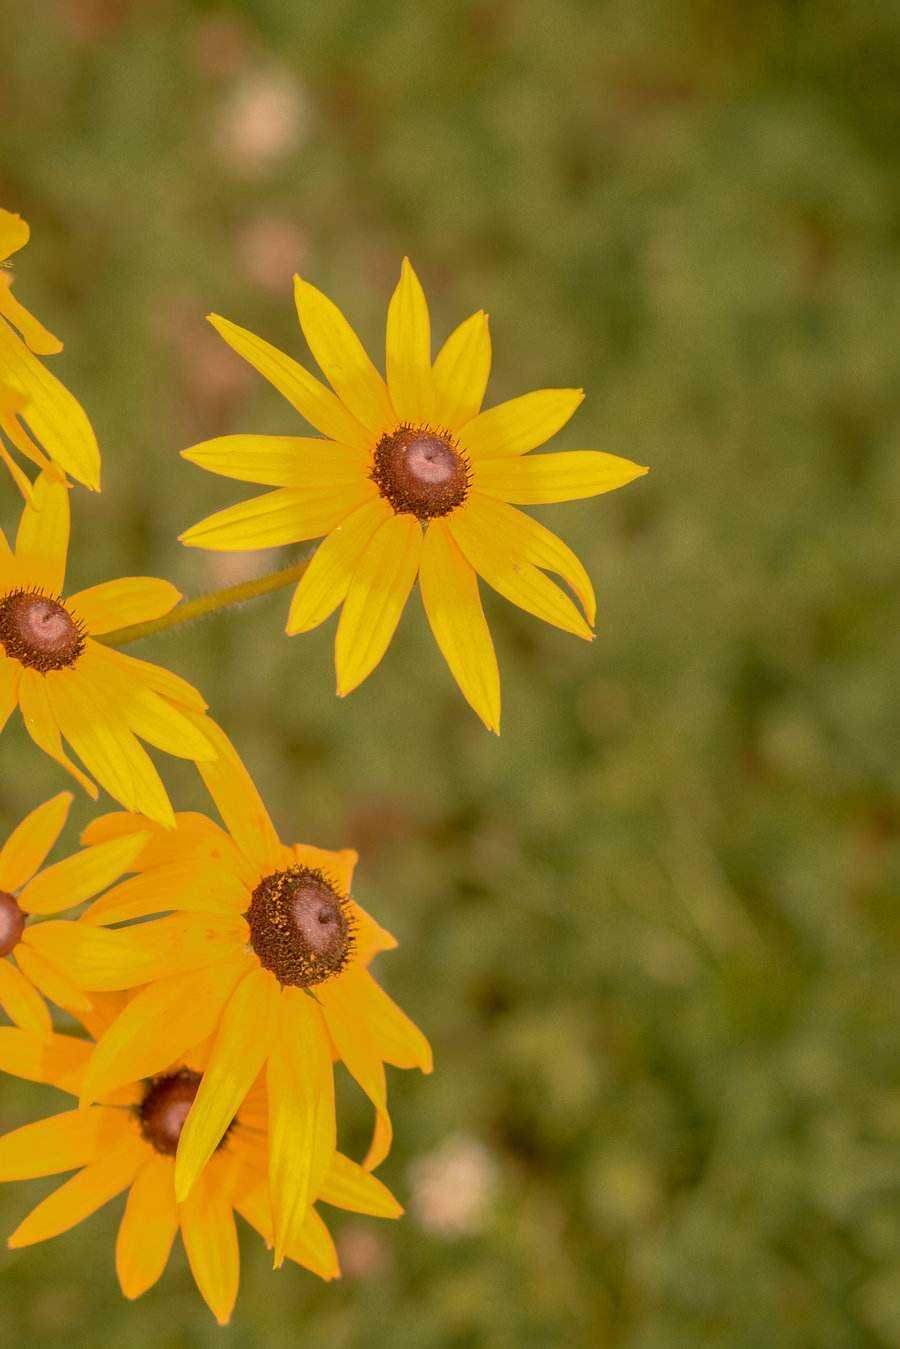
(0, 997), (401, 1325)
(0, 792), (147, 1034)
(180, 260), (648, 730)
(0, 208), (100, 490)
(0, 472), (217, 826)
(76, 719), (431, 1265)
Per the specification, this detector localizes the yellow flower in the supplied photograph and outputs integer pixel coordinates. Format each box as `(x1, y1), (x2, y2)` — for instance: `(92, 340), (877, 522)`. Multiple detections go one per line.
(0, 471), (217, 827)
(0, 995), (401, 1325)
(0, 208), (100, 490)
(0, 791), (148, 1034)
(180, 260), (648, 730)
(75, 719), (431, 1265)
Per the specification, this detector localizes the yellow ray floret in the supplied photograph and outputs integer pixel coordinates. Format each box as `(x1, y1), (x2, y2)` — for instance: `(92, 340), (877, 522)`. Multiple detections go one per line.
(0, 471), (216, 826)
(180, 258), (648, 730)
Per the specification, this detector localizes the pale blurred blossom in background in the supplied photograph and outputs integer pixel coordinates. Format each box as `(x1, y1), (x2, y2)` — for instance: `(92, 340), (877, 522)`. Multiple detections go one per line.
(409, 1136), (499, 1239)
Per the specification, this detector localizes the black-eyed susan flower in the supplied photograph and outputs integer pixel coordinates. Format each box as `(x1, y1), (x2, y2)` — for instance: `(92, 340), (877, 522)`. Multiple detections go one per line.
(0, 471), (217, 826)
(0, 995), (401, 1325)
(179, 260), (648, 730)
(0, 208), (100, 490)
(75, 719), (430, 1264)
(0, 791), (148, 1034)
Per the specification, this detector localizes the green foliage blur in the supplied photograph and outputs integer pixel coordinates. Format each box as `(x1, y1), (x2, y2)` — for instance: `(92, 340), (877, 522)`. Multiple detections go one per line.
(0, 2), (898, 1344)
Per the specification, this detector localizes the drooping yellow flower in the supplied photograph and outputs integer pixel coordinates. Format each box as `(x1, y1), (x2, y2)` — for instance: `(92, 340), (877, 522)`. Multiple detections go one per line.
(0, 471), (216, 827)
(0, 791), (148, 1034)
(0, 208), (100, 491)
(0, 996), (401, 1325)
(179, 260), (648, 730)
(75, 719), (430, 1264)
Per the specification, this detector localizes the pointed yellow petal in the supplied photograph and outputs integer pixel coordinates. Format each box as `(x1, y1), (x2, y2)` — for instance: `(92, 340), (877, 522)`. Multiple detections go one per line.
(0, 276), (62, 355)
(294, 274), (395, 437)
(175, 968), (279, 1202)
(0, 1026), (91, 1093)
(0, 1107), (111, 1180)
(288, 1207), (340, 1278)
(320, 1151), (403, 1218)
(80, 858), (244, 926)
(98, 645), (207, 712)
(16, 667), (97, 797)
(459, 388), (584, 459)
(18, 831), (148, 916)
(0, 324), (100, 489)
(315, 980), (393, 1170)
(208, 314), (371, 448)
(337, 965), (432, 1072)
(292, 845), (357, 895)
(266, 989), (335, 1266)
(432, 311), (491, 429)
(12, 944), (92, 1014)
(15, 471), (69, 593)
(335, 512), (422, 696)
(0, 791), (72, 891)
(190, 717), (282, 874)
(0, 956), (52, 1035)
(449, 496), (594, 640)
(179, 1154), (240, 1324)
(386, 258), (434, 424)
(350, 901), (398, 966)
(116, 1154), (178, 1300)
(285, 496), (391, 635)
(21, 919), (177, 992)
(8, 1130), (144, 1248)
(67, 578), (181, 635)
(179, 480), (374, 552)
(419, 518), (500, 732)
(0, 658), (20, 734)
(181, 434), (368, 487)
(473, 449), (648, 503)
(80, 645), (216, 764)
(0, 209), (29, 261)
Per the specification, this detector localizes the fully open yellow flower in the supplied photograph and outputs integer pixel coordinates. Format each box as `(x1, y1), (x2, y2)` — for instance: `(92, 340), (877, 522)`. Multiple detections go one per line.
(0, 995), (401, 1325)
(75, 719), (431, 1264)
(0, 208), (100, 491)
(0, 791), (148, 1034)
(179, 260), (648, 730)
(0, 472), (216, 826)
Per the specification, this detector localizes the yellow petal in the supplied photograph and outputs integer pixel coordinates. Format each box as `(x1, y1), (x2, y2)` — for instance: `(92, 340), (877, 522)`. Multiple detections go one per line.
(459, 388), (584, 459)
(97, 644), (207, 712)
(21, 919), (177, 992)
(0, 209), (29, 261)
(0, 1025), (91, 1094)
(179, 479), (374, 552)
(67, 578), (182, 635)
(175, 967), (280, 1202)
(0, 1107), (112, 1180)
(208, 314), (371, 448)
(190, 716), (282, 874)
(320, 1151), (403, 1218)
(234, 1181), (339, 1279)
(15, 470), (70, 593)
(116, 1153), (178, 1300)
(449, 496), (594, 640)
(292, 845), (357, 895)
(17, 667), (97, 798)
(80, 645), (216, 764)
(473, 449), (648, 504)
(0, 277), (63, 356)
(80, 953), (254, 1106)
(80, 858), (244, 926)
(178, 1157), (241, 1325)
(315, 980), (393, 1170)
(285, 496), (391, 635)
(266, 988), (335, 1266)
(8, 1129), (145, 1248)
(419, 519), (500, 732)
(350, 900), (398, 966)
(386, 258), (434, 424)
(181, 434), (368, 487)
(335, 512), (422, 696)
(0, 791), (72, 892)
(0, 658), (19, 733)
(0, 956), (52, 1035)
(432, 311), (491, 429)
(18, 831), (148, 917)
(0, 324), (100, 489)
(294, 274), (395, 437)
(337, 965), (432, 1072)
(12, 944), (92, 1014)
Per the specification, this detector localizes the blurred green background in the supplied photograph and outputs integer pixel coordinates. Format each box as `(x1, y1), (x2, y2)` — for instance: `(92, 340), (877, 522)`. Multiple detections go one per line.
(1, 2), (898, 1344)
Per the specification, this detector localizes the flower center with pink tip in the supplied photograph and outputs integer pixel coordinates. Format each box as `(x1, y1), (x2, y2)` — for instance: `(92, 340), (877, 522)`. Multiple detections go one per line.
(245, 865), (353, 988)
(0, 891), (25, 958)
(371, 424), (469, 520)
(0, 589), (84, 671)
(138, 1069), (203, 1156)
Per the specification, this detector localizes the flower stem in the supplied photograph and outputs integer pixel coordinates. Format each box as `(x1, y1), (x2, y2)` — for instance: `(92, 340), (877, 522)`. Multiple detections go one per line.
(97, 559), (309, 649)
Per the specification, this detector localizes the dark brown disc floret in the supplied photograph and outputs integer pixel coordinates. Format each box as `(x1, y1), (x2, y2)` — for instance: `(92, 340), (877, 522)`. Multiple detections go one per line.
(0, 891), (25, 958)
(245, 866), (354, 988)
(371, 423), (470, 520)
(138, 1069), (204, 1156)
(0, 588), (85, 671)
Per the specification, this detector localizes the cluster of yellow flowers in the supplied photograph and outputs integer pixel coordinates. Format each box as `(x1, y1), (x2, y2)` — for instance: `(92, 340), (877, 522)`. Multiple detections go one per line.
(0, 207), (646, 1322)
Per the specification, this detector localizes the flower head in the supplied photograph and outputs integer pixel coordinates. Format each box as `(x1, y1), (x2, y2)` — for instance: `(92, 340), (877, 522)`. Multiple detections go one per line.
(180, 259), (648, 730)
(0, 472), (217, 826)
(0, 208), (100, 490)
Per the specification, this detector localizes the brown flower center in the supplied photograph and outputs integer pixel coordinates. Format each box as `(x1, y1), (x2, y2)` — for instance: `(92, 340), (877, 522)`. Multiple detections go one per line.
(0, 589), (84, 671)
(371, 424), (469, 520)
(0, 891), (25, 958)
(245, 866), (353, 988)
(138, 1069), (203, 1156)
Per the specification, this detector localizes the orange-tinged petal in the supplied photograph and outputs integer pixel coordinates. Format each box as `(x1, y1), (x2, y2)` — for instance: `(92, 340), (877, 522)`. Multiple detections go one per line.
(472, 449), (648, 503)
(182, 434), (368, 487)
(12, 944), (92, 1014)
(0, 323), (100, 489)
(0, 1107), (113, 1181)
(0, 209), (29, 261)
(16, 668), (97, 797)
(67, 578), (182, 635)
(208, 314), (371, 448)
(8, 1129), (144, 1248)
(320, 1152), (403, 1219)
(179, 1160), (240, 1325)
(0, 791), (72, 891)
(116, 1153), (178, 1300)
(179, 479), (375, 552)
(315, 979), (393, 1170)
(15, 470), (69, 593)
(0, 956), (52, 1035)
(294, 274), (395, 437)
(432, 310), (491, 430)
(419, 518), (500, 732)
(190, 717), (281, 874)
(386, 258), (434, 424)
(285, 496), (391, 635)
(459, 388), (583, 459)
(175, 967), (280, 1202)
(335, 512), (422, 696)
(336, 965), (432, 1072)
(292, 844), (357, 896)
(0, 1026), (91, 1094)
(18, 831), (148, 916)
